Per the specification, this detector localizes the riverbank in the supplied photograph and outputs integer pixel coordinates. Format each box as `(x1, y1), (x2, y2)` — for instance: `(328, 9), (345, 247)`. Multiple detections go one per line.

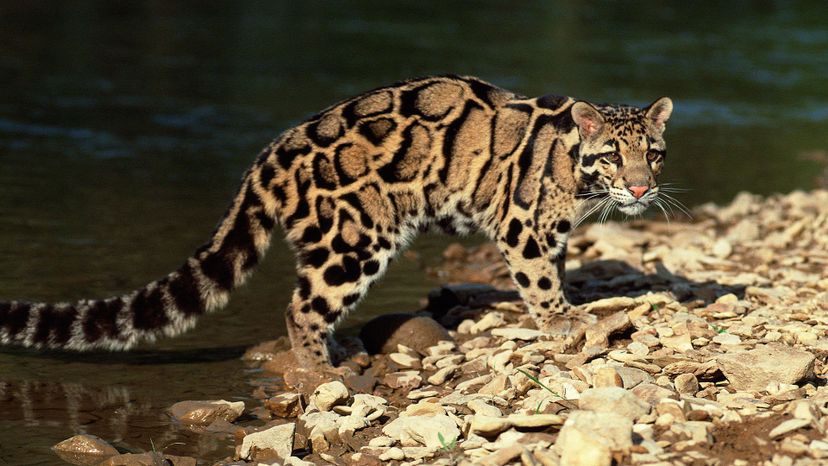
(53, 190), (828, 465)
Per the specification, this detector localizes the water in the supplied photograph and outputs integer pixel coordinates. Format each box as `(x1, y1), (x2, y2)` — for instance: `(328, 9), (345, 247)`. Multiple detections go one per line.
(1, 1), (827, 463)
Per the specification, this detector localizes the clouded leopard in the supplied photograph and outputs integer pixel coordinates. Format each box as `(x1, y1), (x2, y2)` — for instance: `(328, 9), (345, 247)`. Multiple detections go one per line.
(0, 75), (672, 367)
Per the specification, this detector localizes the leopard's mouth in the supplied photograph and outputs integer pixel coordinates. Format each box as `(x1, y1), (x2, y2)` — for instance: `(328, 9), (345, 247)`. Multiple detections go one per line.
(617, 201), (649, 215)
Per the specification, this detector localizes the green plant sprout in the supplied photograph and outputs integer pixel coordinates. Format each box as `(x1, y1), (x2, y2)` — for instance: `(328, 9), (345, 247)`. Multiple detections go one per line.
(438, 432), (457, 452)
(517, 368), (563, 399)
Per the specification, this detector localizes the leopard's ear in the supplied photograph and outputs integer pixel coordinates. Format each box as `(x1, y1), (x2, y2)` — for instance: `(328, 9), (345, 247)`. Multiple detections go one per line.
(645, 97), (673, 133)
(571, 101), (605, 140)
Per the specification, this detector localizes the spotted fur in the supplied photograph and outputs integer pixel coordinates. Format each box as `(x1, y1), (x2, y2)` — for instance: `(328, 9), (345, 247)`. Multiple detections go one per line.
(0, 76), (672, 366)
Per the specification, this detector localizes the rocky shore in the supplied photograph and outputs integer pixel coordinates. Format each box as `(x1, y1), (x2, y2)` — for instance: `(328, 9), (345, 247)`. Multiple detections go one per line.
(53, 190), (828, 466)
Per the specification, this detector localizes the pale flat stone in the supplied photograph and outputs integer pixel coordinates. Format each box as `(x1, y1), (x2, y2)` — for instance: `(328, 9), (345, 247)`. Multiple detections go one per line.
(491, 328), (545, 341)
(389, 352), (421, 368)
(427, 365), (457, 385)
(579, 387), (650, 421)
(769, 418), (811, 439)
(382, 413), (460, 449)
(239, 422), (295, 460)
(556, 411), (632, 465)
(717, 344), (815, 391)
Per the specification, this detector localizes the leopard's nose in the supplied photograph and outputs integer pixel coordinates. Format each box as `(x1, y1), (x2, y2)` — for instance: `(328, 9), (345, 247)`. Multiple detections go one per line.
(627, 185), (649, 199)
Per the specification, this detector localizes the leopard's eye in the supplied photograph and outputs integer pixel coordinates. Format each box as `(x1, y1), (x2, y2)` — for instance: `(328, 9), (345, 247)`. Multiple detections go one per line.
(607, 153), (622, 164)
(647, 151), (663, 163)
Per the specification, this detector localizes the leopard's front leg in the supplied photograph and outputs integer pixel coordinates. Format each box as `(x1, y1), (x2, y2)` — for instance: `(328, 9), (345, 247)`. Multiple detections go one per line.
(497, 216), (573, 331)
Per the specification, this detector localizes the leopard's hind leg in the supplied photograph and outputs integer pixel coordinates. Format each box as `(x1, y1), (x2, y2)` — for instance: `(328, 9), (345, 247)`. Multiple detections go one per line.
(285, 244), (394, 367)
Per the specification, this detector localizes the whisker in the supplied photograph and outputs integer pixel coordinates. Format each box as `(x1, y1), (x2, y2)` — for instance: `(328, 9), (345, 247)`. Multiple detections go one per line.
(654, 199), (671, 224)
(598, 200), (615, 224)
(573, 197), (610, 229)
(660, 193), (694, 219)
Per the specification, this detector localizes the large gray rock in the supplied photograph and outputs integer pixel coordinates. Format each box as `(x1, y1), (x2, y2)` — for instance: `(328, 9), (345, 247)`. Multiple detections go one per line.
(717, 344), (815, 391)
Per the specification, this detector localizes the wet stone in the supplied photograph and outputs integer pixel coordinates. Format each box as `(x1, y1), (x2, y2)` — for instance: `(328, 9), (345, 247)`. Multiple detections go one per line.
(97, 453), (196, 466)
(52, 434), (119, 466)
(265, 392), (302, 418)
(168, 400), (245, 426)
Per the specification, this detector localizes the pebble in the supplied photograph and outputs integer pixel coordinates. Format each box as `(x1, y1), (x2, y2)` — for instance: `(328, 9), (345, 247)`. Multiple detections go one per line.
(490, 328), (545, 341)
(674, 374), (700, 395)
(427, 365), (458, 385)
(310, 381), (350, 412)
(265, 393), (302, 418)
(389, 352), (421, 368)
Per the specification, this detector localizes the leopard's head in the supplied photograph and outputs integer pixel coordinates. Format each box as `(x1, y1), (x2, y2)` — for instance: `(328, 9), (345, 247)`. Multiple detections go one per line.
(571, 97), (673, 215)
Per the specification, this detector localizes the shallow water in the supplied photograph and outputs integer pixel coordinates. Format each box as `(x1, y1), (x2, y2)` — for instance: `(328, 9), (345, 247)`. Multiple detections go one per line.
(1, 1), (827, 463)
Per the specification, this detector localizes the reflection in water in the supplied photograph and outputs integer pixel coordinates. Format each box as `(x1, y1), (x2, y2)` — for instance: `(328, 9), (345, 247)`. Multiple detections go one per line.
(1, 1), (827, 464)
(0, 374), (238, 461)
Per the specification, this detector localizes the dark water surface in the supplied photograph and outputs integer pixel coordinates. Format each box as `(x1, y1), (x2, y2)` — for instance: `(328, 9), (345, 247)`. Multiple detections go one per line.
(1, 1), (827, 463)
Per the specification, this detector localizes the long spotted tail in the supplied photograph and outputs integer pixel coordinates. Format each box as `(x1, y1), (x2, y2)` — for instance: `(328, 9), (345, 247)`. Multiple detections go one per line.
(0, 167), (277, 351)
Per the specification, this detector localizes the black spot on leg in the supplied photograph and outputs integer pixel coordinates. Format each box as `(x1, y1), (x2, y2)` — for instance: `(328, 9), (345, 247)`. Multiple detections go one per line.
(363, 260), (380, 275)
(557, 220), (571, 233)
(522, 237), (542, 259)
(311, 297), (330, 314)
(303, 248), (329, 268)
(538, 277), (552, 290)
(343, 256), (361, 280)
(310, 323), (320, 331)
(323, 311), (341, 324)
(298, 276), (312, 299)
(343, 293), (361, 306)
(323, 256), (361, 286)
(323, 265), (347, 286)
(515, 272), (530, 288)
(541, 301), (551, 309)
(505, 219), (523, 248)
(301, 226), (323, 243)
